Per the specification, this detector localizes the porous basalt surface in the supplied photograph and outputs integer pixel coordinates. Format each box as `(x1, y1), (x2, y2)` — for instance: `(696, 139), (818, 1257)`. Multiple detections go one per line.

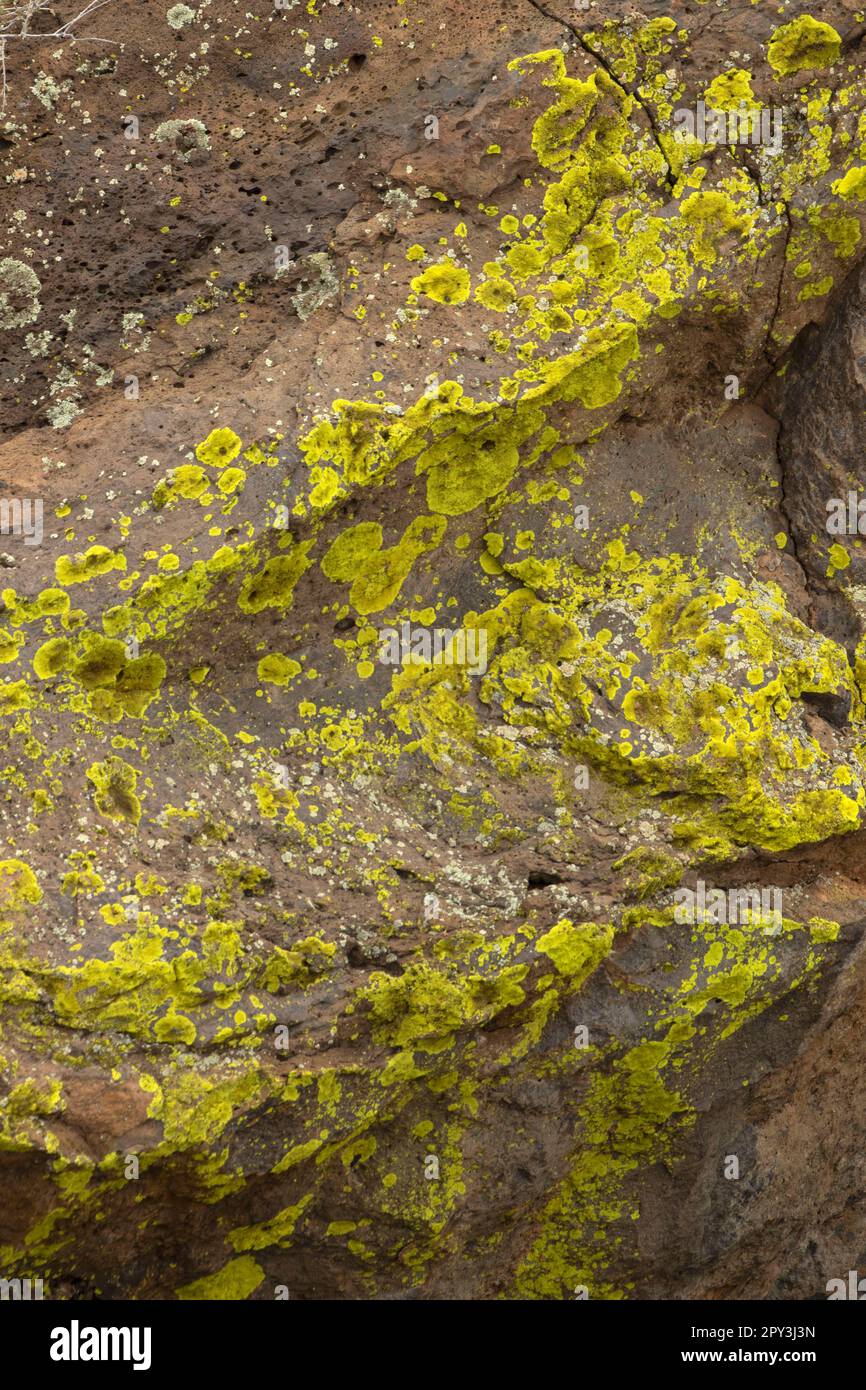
(2, 0), (866, 1300)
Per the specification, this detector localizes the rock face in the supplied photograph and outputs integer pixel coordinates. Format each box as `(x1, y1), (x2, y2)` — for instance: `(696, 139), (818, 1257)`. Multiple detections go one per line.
(2, 0), (866, 1301)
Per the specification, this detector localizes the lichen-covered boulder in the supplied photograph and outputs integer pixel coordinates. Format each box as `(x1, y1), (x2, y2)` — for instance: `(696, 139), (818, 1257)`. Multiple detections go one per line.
(2, 0), (866, 1301)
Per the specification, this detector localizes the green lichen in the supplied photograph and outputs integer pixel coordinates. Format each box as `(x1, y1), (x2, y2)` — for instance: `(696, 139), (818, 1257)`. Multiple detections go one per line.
(237, 541), (313, 614)
(258, 936), (336, 990)
(535, 919), (614, 984)
(175, 1255), (264, 1300)
(228, 1196), (313, 1253)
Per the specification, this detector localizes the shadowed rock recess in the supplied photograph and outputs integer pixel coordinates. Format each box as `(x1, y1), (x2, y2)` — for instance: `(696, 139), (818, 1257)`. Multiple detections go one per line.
(3, 0), (866, 1303)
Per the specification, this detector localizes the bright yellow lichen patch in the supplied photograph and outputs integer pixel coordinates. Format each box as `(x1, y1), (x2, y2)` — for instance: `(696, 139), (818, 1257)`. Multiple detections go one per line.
(195, 428), (242, 468)
(322, 516), (446, 613)
(411, 261), (471, 305)
(767, 16), (841, 78)
(85, 757), (142, 825)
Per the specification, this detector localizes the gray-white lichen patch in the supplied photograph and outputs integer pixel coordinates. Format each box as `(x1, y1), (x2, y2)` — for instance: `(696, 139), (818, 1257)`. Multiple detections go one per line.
(167, 3), (196, 27)
(45, 397), (83, 430)
(291, 252), (339, 321)
(152, 119), (210, 160)
(24, 329), (53, 357)
(46, 365), (83, 429)
(31, 73), (69, 111)
(120, 311), (151, 353)
(0, 258), (42, 330)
